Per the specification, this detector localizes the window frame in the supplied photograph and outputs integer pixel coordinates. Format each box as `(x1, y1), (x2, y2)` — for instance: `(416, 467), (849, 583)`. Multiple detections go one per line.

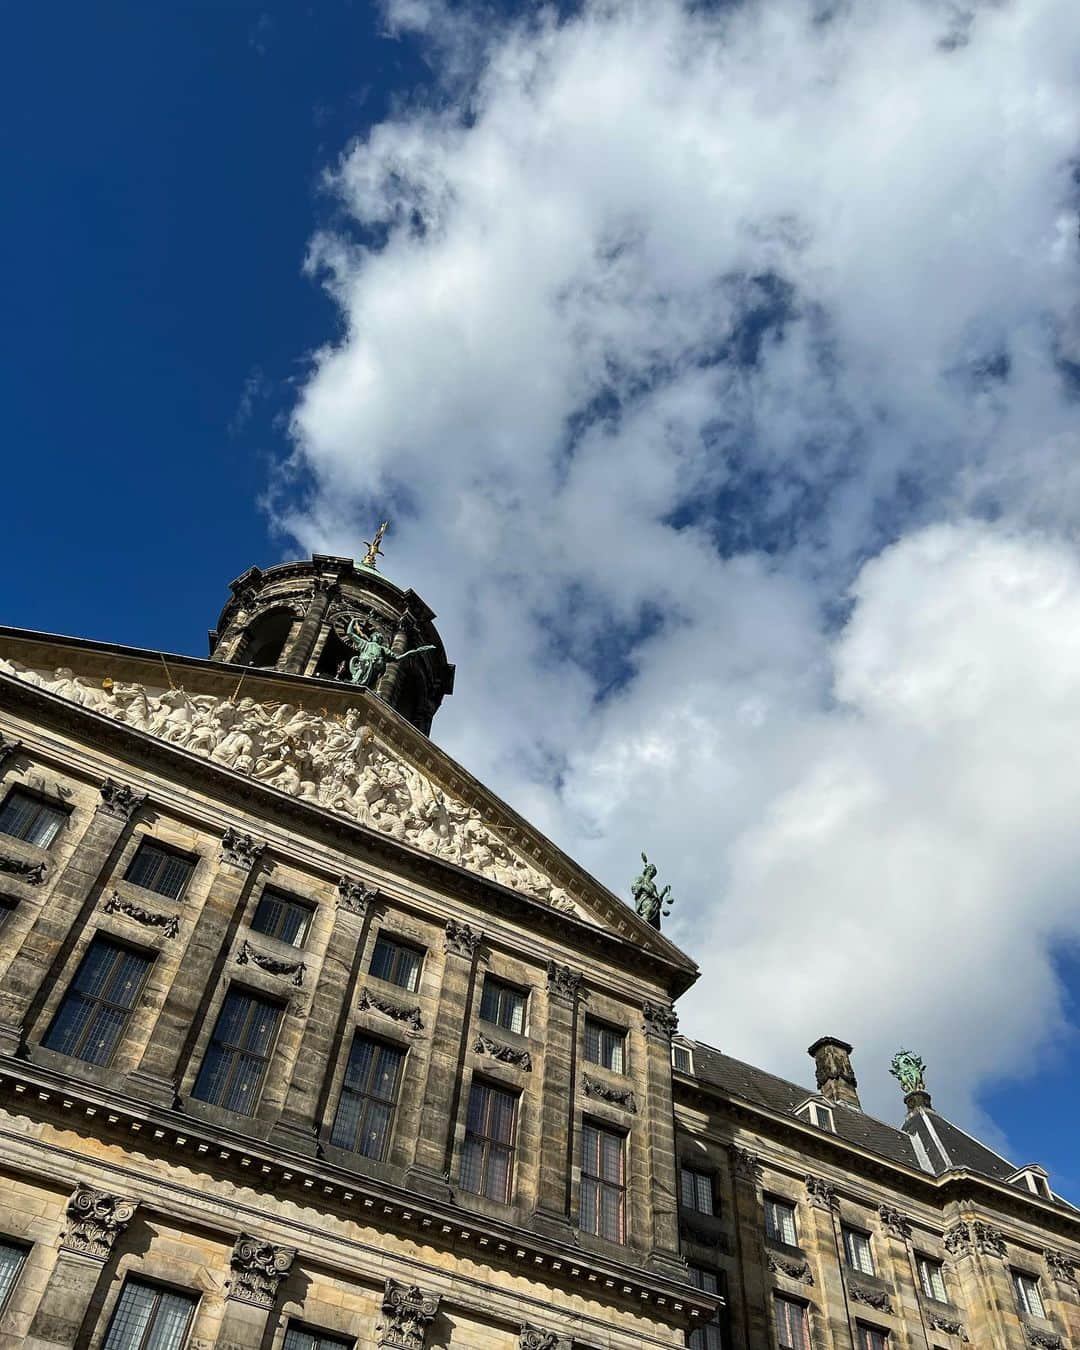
(460, 1077), (518, 1205)
(671, 1041), (694, 1074)
(1012, 1269), (1045, 1318)
(855, 1324), (888, 1350)
(101, 1276), (198, 1350)
(773, 1293), (811, 1350)
(478, 976), (528, 1035)
(0, 787), (68, 849)
(250, 887), (314, 948)
(329, 1033), (406, 1161)
(43, 936), (154, 1067)
(282, 1321), (354, 1350)
(579, 1119), (627, 1243)
(191, 986), (283, 1116)
(915, 1254), (948, 1303)
(583, 1016), (627, 1074)
(764, 1195), (799, 1247)
(680, 1164), (716, 1216)
(123, 839), (195, 902)
(369, 933), (424, 993)
(0, 1240), (28, 1315)
(841, 1225), (875, 1277)
(687, 1264), (727, 1350)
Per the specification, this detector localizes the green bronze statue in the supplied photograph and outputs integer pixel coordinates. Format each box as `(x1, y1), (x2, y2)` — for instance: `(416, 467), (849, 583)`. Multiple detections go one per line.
(631, 852), (674, 929)
(889, 1049), (927, 1096)
(343, 618), (435, 690)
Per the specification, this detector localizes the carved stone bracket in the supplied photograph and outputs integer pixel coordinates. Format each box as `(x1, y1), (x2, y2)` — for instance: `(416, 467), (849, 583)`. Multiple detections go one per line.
(768, 1252), (814, 1284)
(877, 1203), (911, 1240)
(98, 777), (147, 820)
(927, 1311), (969, 1340)
(338, 876), (378, 915)
(0, 735), (22, 769)
(730, 1146), (761, 1181)
(220, 827), (266, 870)
(474, 1033), (532, 1071)
(61, 1183), (137, 1260)
(520, 1326), (570, 1350)
(1027, 1330), (1063, 1350)
(0, 853), (45, 885)
(359, 986), (423, 1033)
(583, 1075), (637, 1113)
(643, 1000), (679, 1039)
(445, 918), (482, 958)
(546, 960), (582, 1003)
(378, 1277), (440, 1349)
(228, 1233), (296, 1307)
(804, 1175), (837, 1210)
(236, 940), (305, 986)
(103, 892), (179, 938)
(848, 1282), (892, 1314)
(1045, 1249), (1077, 1285)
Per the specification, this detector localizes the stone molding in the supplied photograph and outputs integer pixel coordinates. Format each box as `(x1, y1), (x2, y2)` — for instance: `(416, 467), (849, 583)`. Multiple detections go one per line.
(0, 734), (22, 768)
(582, 1075), (637, 1113)
(378, 1277), (440, 1349)
(473, 1033), (532, 1071)
(102, 891), (179, 938)
(359, 985), (423, 1033)
(337, 875), (378, 915)
(0, 853), (45, 885)
(98, 776), (147, 820)
(228, 1233), (296, 1307)
(768, 1252), (814, 1284)
(444, 918), (482, 958)
(642, 1000), (678, 1039)
(877, 1203), (911, 1239)
(545, 960), (582, 1003)
(61, 1183), (137, 1260)
(220, 827), (266, 870)
(804, 1175), (837, 1211)
(236, 940), (306, 986)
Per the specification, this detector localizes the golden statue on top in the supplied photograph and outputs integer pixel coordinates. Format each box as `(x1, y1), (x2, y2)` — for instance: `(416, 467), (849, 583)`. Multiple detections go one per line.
(362, 520), (390, 569)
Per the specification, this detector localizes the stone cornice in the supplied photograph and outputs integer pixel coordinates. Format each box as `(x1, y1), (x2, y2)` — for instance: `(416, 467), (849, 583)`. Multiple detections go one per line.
(0, 1053), (718, 1327)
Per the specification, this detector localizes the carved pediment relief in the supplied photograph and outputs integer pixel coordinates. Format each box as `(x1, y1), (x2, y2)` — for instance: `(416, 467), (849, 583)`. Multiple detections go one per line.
(0, 656), (589, 920)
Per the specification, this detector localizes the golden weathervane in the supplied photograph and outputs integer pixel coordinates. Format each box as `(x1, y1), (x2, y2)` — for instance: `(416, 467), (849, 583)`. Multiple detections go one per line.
(362, 520), (389, 569)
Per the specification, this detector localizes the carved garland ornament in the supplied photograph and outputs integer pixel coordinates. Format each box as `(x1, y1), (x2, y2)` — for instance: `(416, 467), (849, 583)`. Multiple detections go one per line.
(582, 1075), (637, 1113)
(0, 659), (581, 915)
(848, 1282), (892, 1314)
(927, 1311), (969, 1340)
(1027, 1331), (1063, 1350)
(359, 986), (423, 1033)
(768, 1253), (814, 1284)
(61, 1183), (137, 1260)
(228, 1233), (296, 1307)
(0, 853), (45, 885)
(98, 777), (147, 820)
(474, 1033), (532, 1071)
(102, 892), (179, 937)
(378, 1277), (440, 1349)
(236, 940), (305, 986)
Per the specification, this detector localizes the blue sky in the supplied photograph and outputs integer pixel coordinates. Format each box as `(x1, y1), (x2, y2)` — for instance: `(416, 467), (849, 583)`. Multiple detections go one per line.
(4, 0), (1080, 1196)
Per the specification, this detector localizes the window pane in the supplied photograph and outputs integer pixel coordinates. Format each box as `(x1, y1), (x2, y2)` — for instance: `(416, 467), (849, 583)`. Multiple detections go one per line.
(125, 842), (193, 900)
(330, 1036), (404, 1158)
(917, 1257), (946, 1302)
(766, 1199), (797, 1246)
(581, 1124), (625, 1241)
(103, 1280), (196, 1350)
(44, 940), (151, 1066)
(0, 790), (66, 847)
(774, 1296), (808, 1350)
(371, 937), (421, 991)
(843, 1228), (874, 1276)
(192, 991), (279, 1115)
(461, 1081), (516, 1203)
(480, 979), (525, 1033)
(672, 1044), (692, 1072)
(253, 891), (311, 946)
(0, 1242), (26, 1310)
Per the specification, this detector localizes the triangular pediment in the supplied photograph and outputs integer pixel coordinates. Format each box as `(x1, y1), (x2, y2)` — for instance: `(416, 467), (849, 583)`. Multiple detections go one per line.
(0, 632), (693, 971)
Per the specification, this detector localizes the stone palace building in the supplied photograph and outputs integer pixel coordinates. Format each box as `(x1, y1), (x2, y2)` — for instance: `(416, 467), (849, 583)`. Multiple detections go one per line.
(0, 548), (1077, 1350)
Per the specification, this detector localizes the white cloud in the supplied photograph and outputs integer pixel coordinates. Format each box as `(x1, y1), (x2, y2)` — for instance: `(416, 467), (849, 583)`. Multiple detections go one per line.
(278, 0), (1080, 1143)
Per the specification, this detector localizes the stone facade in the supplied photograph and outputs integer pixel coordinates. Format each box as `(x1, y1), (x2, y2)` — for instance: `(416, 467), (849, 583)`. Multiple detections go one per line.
(0, 554), (1075, 1349)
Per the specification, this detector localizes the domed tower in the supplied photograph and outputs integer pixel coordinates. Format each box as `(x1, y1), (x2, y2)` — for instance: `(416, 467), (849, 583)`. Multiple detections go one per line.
(207, 532), (454, 736)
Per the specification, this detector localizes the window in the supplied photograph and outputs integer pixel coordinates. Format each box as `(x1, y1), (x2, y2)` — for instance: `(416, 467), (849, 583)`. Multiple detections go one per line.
(688, 1265), (728, 1350)
(0, 1242), (27, 1313)
(764, 1197), (798, 1246)
(916, 1255), (947, 1302)
(479, 978), (526, 1034)
(773, 1295), (810, 1350)
(192, 989), (280, 1115)
(1011, 1167), (1052, 1199)
(580, 1122), (626, 1242)
(283, 1324), (352, 1350)
(0, 788), (66, 848)
(125, 841), (194, 901)
(672, 1042), (693, 1073)
(796, 1101), (835, 1132)
(370, 935), (422, 992)
(842, 1226), (874, 1276)
(584, 1018), (626, 1073)
(1012, 1270), (1045, 1318)
(461, 1080), (517, 1204)
(680, 1166), (715, 1216)
(103, 1279), (197, 1350)
(0, 897), (15, 932)
(251, 889), (312, 947)
(44, 938), (152, 1066)
(856, 1327), (888, 1350)
(329, 1035), (405, 1160)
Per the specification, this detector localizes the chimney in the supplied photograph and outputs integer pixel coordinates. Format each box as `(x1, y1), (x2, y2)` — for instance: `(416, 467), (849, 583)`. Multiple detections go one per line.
(808, 1037), (861, 1110)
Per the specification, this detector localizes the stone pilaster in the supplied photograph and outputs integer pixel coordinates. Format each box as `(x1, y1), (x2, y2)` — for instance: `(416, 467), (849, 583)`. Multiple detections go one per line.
(640, 1001), (683, 1271)
(23, 1184), (137, 1350)
(944, 1218), (1021, 1347)
(802, 1176), (845, 1350)
(0, 780), (144, 1055)
(1044, 1249), (1080, 1346)
(407, 919), (482, 1194)
(727, 1147), (772, 1350)
(215, 1233), (296, 1350)
(129, 829), (264, 1104)
(532, 960), (582, 1238)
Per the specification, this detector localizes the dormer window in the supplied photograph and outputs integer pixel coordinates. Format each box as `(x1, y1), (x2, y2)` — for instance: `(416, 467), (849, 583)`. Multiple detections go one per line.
(795, 1099), (835, 1132)
(1009, 1166), (1052, 1200)
(672, 1040), (693, 1074)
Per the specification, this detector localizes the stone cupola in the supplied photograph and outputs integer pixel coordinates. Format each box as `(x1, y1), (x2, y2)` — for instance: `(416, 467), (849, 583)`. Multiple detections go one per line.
(208, 552), (455, 735)
(807, 1036), (862, 1110)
